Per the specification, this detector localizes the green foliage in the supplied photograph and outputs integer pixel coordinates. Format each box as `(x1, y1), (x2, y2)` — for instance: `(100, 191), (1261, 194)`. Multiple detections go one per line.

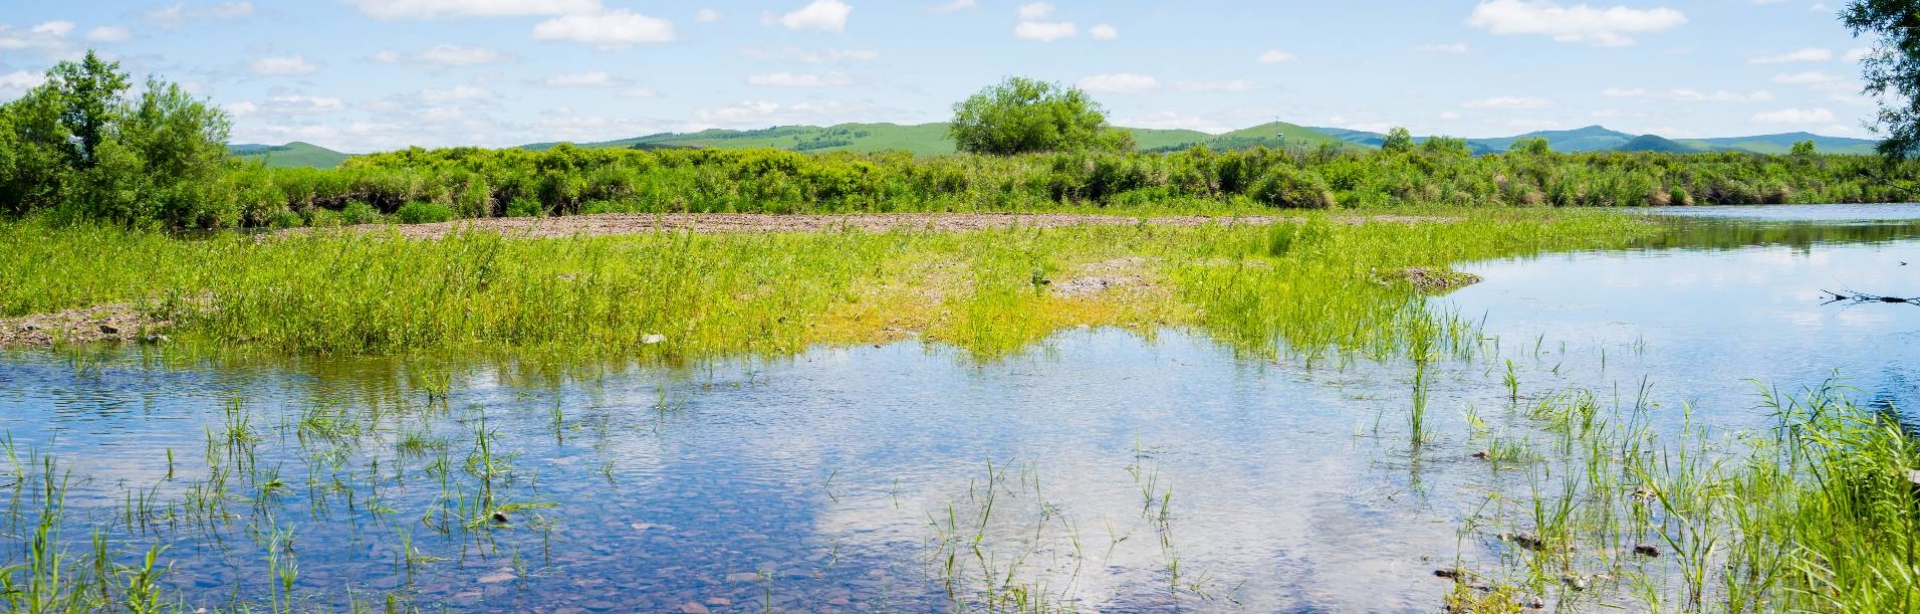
(1843, 0), (1920, 158)
(1249, 165), (1337, 209)
(1791, 140), (1817, 156)
(949, 77), (1135, 155)
(1381, 127), (1415, 153)
(340, 201), (381, 225)
(0, 50), (231, 228)
(1513, 137), (1554, 156)
(395, 201), (454, 225)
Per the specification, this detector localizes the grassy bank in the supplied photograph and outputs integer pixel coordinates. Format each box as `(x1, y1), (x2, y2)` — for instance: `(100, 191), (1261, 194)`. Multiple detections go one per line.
(2, 211), (1654, 361)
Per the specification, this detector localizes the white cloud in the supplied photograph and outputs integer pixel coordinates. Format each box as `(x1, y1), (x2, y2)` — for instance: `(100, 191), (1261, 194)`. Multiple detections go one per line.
(1464, 95), (1553, 109)
(1015, 21), (1077, 42)
(85, 26), (133, 42)
(225, 101), (257, 117)
(544, 71), (620, 87)
(778, 0), (853, 33)
(0, 71), (46, 96)
(420, 86), (492, 102)
(1772, 71), (1839, 84)
(343, 0), (599, 20)
(928, 0), (977, 13)
(740, 46), (879, 63)
(697, 9), (721, 22)
(1606, 87), (1772, 103)
(252, 56), (320, 76)
(1077, 73), (1160, 94)
(532, 10), (676, 47)
(1018, 3), (1056, 19)
(1418, 42), (1471, 53)
(1845, 47), (1880, 62)
(1751, 108), (1835, 124)
(375, 44), (507, 68)
(747, 72), (853, 87)
(1114, 111), (1231, 134)
(32, 22), (75, 37)
(685, 100), (874, 130)
(1466, 0), (1687, 47)
(1750, 47), (1832, 64)
(1089, 24), (1119, 40)
(1438, 110), (1463, 121)
(264, 94), (346, 112)
(1258, 49), (1296, 63)
(147, 2), (254, 27)
(1172, 79), (1258, 93)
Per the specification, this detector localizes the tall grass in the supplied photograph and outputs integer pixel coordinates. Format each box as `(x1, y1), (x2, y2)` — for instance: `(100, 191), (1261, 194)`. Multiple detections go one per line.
(0, 211), (1655, 361)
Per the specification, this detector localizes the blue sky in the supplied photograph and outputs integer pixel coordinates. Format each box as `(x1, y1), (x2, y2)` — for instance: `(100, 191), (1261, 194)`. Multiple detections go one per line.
(0, 0), (1885, 152)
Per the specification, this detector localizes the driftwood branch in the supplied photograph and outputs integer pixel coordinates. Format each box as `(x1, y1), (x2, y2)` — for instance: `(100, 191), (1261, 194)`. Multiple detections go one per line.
(1822, 290), (1920, 306)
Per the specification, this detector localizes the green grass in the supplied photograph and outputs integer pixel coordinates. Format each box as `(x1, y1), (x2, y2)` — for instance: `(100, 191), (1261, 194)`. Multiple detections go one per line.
(0, 210), (1656, 361)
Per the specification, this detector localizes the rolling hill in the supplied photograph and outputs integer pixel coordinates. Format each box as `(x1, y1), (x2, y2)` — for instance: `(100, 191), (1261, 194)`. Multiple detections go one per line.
(231, 142), (350, 169)
(234, 123), (1886, 170)
(1310, 125), (1880, 156)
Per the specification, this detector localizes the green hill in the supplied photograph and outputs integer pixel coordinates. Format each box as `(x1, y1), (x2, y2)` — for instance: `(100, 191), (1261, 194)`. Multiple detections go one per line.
(231, 142), (350, 169)
(1677, 132), (1879, 155)
(1617, 134), (1703, 153)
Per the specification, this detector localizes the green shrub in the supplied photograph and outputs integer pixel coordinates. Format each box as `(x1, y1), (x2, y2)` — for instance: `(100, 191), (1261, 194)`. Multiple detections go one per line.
(341, 201), (381, 225)
(395, 201), (454, 225)
(268, 210), (305, 229)
(1250, 166), (1337, 209)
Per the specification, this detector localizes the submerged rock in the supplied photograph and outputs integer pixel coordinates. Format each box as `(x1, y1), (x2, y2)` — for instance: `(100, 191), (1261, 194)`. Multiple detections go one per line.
(1633, 544), (1661, 558)
(1382, 267), (1484, 295)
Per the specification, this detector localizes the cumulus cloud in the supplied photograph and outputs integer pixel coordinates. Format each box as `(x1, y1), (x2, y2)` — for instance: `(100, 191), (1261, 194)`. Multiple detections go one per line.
(85, 26), (133, 42)
(0, 21), (78, 56)
(740, 46), (878, 63)
(1077, 73), (1159, 94)
(252, 56), (320, 76)
(747, 72), (853, 87)
(1015, 21), (1076, 42)
(1089, 24), (1119, 40)
(1466, 0), (1687, 47)
(697, 9), (722, 22)
(147, 2), (253, 27)
(1258, 49), (1297, 63)
(343, 0), (599, 20)
(419, 86), (492, 103)
(1605, 87), (1772, 103)
(1114, 111), (1231, 134)
(1846, 47), (1881, 62)
(374, 44), (508, 68)
(686, 100), (874, 130)
(1751, 108), (1835, 124)
(1750, 47), (1832, 64)
(1463, 95), (1553, 109)
(778, 0), (853, 33)
(533, 10), (676, 48)
(0, 71), (46, 97)
(928, 0), (977, 13)
(1771, 71), (1840, 84)
(543, 71), (621, 87)
(264, 94), (346, 112)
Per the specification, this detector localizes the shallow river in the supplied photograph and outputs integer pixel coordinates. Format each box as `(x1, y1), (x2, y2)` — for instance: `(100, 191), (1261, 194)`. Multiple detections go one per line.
(2, 205), (1917, 613)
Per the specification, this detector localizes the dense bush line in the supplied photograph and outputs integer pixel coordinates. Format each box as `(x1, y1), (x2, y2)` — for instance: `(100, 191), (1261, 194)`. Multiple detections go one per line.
(177, 144), (1912, 229)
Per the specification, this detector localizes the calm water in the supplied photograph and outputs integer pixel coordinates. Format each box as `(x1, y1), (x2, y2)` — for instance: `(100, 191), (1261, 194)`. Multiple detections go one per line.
(2, 205), (1917, 614)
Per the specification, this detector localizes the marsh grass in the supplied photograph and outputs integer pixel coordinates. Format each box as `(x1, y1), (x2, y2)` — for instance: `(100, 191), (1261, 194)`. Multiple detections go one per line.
(1452, 379), (1920, 613)
(0, 211), (1655, 364)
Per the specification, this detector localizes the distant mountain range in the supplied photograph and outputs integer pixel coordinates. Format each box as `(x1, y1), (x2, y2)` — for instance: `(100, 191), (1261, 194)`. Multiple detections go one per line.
(236, 123), (1882, 169)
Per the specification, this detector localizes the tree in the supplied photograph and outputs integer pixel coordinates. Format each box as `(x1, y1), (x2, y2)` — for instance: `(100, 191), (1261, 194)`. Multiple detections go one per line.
(1380, 127), (1415, 153)
(1513, 137), (1554, 156)
(47, 51), (132, 168)
(949, 77), (1135, 155)
(1843, 0), (1920, 158)
(1791, 140), (1818, 156)
(1420, 135), (1472, 157)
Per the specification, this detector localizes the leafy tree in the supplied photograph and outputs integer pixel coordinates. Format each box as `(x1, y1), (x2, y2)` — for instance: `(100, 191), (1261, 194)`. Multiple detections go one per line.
(949, 77), (1134, 155)
(1791, 140), (1818, 156)
(1512, 137), (1554, 156)
(1380, 127), (1415, 153)
(0, 50), (231, 226)
(1843, 0), (1920, 158)
(1421, 136), (1472, 157)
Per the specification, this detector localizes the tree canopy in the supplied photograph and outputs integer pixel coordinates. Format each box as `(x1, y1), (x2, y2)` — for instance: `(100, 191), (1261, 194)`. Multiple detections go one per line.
(948, 77), (1135, 156)
(0, 51), (231, 226)
(1843, 0), (1920, 158)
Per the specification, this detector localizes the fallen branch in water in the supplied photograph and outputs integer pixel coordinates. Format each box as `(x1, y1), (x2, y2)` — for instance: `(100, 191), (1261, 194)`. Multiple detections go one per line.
(1822, 290), (1920, 306)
